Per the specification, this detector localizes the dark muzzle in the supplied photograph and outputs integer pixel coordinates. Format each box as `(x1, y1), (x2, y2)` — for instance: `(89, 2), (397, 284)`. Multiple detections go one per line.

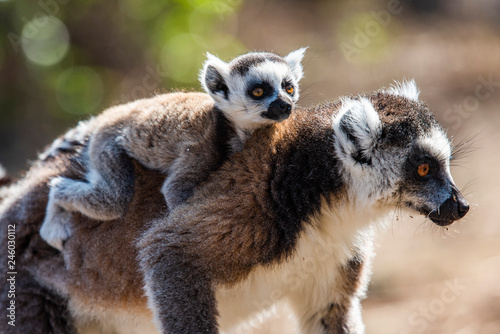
(262, 98), (292, 121)
(429, 186), (469, 226)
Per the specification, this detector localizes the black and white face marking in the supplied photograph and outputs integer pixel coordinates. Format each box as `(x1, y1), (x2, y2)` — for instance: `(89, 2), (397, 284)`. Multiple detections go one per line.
(400, 128), (469, 226)
(199, 48), (306, 131)
(332, 80), (469, 226)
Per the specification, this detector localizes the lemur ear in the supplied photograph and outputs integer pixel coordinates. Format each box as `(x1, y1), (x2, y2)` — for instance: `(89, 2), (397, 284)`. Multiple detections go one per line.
(200, 53), (230, 101)
(386, 79), (420, 101)
(333, 98), (382, 165)
(284, 47), (307, 82)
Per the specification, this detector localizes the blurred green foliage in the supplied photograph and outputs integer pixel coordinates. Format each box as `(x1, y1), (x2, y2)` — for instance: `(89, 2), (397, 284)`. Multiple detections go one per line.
(0, 0), (246, 171)
(1, 0), (491, 174)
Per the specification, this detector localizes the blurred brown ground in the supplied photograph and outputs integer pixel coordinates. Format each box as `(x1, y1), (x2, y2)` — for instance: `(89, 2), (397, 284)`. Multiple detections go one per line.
(2, 0), (500, 333)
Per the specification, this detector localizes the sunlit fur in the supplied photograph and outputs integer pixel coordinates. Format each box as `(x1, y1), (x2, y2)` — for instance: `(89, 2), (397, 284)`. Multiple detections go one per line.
(418, 127), (452, 168)
(386, 79), (420, 101)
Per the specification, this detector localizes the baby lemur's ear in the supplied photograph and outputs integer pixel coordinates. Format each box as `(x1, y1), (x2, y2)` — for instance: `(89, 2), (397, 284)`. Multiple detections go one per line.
(200, 53), (230, 102)
(333, 98), (382, 166)
(284, 47), (307, 82)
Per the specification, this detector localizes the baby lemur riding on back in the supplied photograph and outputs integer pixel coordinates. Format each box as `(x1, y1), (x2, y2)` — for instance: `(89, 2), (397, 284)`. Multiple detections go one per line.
(40, 48), (307, 250)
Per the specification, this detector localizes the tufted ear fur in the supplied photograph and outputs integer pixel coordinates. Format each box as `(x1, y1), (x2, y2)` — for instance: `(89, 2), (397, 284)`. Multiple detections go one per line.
(199, 53), (230, 103)
(386, 79), (420, 101)
(284, 47), (307, 82)
(333, 98), (382, 166)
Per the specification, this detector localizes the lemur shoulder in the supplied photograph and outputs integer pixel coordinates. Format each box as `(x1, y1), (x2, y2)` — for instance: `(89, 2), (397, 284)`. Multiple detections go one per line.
(39, 48), (307, 250)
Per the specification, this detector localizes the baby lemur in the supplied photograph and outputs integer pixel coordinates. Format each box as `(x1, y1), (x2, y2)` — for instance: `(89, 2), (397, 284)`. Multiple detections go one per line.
(40, 48), (307, 250)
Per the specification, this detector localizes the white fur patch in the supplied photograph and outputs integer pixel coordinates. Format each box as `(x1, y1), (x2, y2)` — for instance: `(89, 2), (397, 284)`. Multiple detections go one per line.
(417, 126), (453, 179)
(284, 47), (307, 82)
(199, 52), (230, 99)
(386, 79), (420, 101)
(332, 98), (404, 208)
(332, 97), (382, 163)
(215, 198), (386, 334)
(417, 127), (451, 163)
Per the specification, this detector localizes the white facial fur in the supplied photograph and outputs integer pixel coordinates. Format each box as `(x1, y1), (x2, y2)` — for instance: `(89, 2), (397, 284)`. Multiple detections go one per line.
(217, 61), (298, 131)
(417, 127), (452, 168)
(408, 126), (455, 210)
(199, 48), (307, 134)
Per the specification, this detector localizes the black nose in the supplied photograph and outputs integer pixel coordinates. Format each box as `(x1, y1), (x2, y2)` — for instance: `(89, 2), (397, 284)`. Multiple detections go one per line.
(262, 98), (292, 121)
(278, 101), (292, 113)
(429, 187), (469, 226)
(457, 196), (469, 218)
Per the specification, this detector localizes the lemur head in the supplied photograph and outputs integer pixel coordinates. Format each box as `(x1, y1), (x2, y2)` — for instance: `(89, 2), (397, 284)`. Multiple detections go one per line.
(200, 48), (307, 131)
(332, 80), (469, 226)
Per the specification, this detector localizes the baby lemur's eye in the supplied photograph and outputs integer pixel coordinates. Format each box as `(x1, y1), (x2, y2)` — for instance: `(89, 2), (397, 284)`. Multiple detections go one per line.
(252, 87), (265, 98)
(417, 163), (430, 177)
(285, 84), (294, 95)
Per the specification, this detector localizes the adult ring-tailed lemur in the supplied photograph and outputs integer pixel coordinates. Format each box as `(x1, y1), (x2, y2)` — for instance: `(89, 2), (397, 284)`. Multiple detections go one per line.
(0, 81), (468, 334)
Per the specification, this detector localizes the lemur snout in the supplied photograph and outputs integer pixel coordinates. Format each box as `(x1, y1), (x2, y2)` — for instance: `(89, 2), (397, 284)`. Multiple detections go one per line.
(263, 98), (293, 121)
(429, 187), (469, 226)
(456, 196), (470, 219)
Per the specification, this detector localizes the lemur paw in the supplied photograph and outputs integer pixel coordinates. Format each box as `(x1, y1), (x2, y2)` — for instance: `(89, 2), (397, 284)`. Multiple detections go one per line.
(41, 191), (74, 251)
(50, 176), (82, 211)
(50, 176), (73, 192)
(40, 207), (73, 251)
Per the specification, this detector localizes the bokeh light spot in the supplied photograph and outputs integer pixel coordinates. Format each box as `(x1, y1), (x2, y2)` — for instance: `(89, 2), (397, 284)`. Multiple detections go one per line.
(21, 15), (70, 67)
(56, 66), (103, 115)
(337, 12), (392, 64)
(161, 33), (205, 84)
(188, 9), (238, 49)
(118, 0), (164, 21)
(188, 0), (242, 16)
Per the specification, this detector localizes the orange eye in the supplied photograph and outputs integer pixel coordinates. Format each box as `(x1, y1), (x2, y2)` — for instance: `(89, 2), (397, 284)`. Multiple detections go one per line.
(417, 163), (430, 177)
(252, 87), (264, 97)
(285, 84), (294, 95)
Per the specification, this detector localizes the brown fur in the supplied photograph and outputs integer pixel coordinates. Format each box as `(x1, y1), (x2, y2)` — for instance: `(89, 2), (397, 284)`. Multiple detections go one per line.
(139, 103), (342, 280)
(1, 103), (346, 332)
(0, 148), (165, 332)
(40, 92), (236, 250)
(0, 153), (78, 333)
(1, 86), (464, 333)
